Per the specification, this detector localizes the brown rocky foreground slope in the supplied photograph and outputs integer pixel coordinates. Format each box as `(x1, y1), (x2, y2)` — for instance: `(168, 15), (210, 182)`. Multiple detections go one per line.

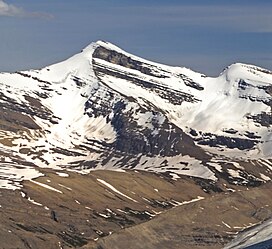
(88, 182), (272, 249)
(0, 168), (271, 249)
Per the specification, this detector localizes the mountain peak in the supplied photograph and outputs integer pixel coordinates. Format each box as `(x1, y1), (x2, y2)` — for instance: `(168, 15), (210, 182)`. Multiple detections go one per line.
(0, 40), (271, 190)
(220, 62), (272, 84)
(81, 40), (123, 55)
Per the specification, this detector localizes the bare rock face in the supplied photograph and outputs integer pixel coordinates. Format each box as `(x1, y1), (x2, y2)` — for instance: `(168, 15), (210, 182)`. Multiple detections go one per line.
(0, 41), (271, 248)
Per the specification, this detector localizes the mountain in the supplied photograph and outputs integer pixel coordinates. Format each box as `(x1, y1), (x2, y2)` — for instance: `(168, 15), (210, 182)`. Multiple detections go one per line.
(0, 40), (271, 190)
(0, 40), (271, 248)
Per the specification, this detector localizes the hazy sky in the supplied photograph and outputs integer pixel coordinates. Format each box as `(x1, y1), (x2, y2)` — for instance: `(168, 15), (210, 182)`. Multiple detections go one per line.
(0, 0), (271, 75)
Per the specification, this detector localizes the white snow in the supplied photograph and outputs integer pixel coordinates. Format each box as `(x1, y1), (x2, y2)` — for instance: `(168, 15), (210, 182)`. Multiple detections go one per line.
(172, 196), (205, 207)
(56, 172), (69, 177)
(97, 178), (138, 203)
(27, 197), (43, 206)
(228, 169), (242, 178)
(259, 173), (271, 181)
(222, 221), (232, 229)
(58, 184), (72, 191)
(136, 155), (217, 181)
(0, 161), (44, 190)
(231, 162), (245, 170)
(207, 162), (223, 172)
(98, 213), (110, 219)
(30, 180), (63, 194)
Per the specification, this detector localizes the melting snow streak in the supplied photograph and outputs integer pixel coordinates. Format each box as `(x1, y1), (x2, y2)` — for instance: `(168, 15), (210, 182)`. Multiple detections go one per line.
(97, 178), (138, 202)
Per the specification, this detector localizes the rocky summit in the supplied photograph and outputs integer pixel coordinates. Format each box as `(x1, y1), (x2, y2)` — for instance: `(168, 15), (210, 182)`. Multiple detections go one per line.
(0, 41), (271, 248)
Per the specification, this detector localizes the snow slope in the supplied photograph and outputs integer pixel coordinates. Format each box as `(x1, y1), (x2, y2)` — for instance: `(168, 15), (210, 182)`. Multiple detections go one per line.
(0, 40), (271, 189)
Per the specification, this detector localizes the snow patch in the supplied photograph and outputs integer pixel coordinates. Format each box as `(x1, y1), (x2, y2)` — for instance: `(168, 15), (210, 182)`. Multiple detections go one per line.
(97, 178), (138, 203)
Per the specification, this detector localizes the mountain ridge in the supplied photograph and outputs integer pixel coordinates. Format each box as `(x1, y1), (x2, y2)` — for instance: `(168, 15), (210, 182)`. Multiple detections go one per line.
(0, 40), (271, 190)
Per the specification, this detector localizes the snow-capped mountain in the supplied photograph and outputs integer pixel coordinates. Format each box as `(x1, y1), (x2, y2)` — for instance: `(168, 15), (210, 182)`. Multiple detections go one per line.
(0, 40), (271, 189)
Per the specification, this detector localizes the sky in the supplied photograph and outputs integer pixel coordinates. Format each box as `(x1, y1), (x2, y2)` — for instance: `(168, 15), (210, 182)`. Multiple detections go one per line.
(0, 0), (271, 76)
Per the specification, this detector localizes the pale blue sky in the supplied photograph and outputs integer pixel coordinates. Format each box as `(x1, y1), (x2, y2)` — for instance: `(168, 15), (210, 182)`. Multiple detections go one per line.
(0, 0), (271, 75)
